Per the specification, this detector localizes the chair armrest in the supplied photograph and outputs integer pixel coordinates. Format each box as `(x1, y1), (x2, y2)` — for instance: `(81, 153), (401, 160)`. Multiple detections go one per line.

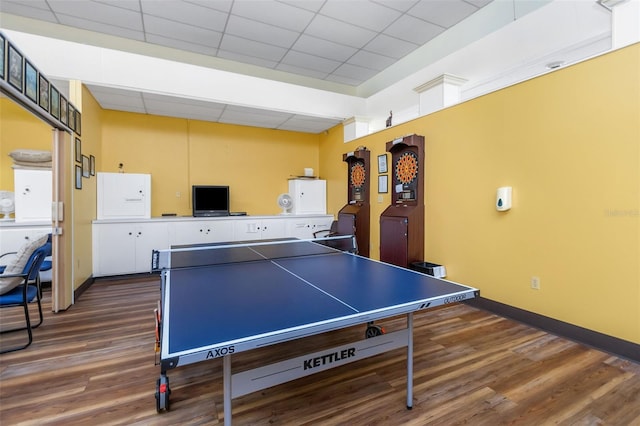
(0, 272), (28, 279)
(0, 252), (17, 260)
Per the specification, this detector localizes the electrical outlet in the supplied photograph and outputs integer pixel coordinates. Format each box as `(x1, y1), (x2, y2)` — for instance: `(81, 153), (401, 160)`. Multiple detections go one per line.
(531, 276), (541, 290)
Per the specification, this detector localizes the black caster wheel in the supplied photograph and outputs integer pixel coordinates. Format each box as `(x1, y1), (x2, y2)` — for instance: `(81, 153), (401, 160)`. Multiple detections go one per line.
(365, 324), (385, 338)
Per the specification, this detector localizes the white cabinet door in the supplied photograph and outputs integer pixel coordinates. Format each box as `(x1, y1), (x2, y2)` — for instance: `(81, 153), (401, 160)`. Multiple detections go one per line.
(93, 222), (168, 276)
(97, 173), (151, 220)
(14, 169), (52, 223)
(135, 222), (170, 272)
(170, 220), (234, 246)
(234, 218), (286, 240)
(260, 218), (286, 239)
(286, 216), (333, 239)
(0, 226), (51, 254)
(288, 180), (326, 215)
(93, 224), (137, 276)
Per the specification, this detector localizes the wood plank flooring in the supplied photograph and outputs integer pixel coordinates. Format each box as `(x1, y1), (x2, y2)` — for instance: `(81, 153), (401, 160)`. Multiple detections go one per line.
(1, 276), (639, 425)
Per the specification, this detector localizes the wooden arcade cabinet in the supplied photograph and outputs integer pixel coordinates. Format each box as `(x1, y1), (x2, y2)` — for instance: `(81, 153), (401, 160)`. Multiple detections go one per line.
(379, 134), (425, 267)
(337, 148), (370, 257)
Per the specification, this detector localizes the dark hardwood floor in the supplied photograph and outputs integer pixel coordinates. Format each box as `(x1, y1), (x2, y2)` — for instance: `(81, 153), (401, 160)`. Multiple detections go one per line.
(1, 276), (639, 425)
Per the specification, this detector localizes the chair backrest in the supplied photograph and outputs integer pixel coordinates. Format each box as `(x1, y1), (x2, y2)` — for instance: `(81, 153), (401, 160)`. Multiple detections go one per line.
(23, 243), (51, 282)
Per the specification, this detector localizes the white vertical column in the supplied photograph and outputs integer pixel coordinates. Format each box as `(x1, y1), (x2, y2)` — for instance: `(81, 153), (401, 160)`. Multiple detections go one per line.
(343, 117), (370, 143)
(414, 74), (468, 117)
(610, 0), (640, 49)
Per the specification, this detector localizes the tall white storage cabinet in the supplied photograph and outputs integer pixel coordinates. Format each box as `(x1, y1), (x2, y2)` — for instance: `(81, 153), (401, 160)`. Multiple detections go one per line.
(14, 169), (52, 223)
(288, 179), (326, 215)
(97, 173), (151, 220)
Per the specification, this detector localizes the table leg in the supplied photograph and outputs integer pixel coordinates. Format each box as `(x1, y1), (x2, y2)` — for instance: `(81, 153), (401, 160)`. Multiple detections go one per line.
(407, 312), (414, 409)
(223, 355), (232, 426)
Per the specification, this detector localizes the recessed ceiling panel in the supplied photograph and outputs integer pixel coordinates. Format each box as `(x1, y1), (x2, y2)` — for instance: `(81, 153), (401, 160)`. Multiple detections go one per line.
(140, 0), (228, 31)
(225, 15), (300, 48)
(231, 0), (315, 31)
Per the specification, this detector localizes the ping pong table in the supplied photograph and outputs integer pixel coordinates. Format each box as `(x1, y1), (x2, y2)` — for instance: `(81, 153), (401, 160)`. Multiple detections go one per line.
(152, 236), (478, 425)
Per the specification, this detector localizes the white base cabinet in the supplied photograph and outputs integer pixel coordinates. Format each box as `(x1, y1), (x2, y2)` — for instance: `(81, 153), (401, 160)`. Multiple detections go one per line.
(93, 221), (169, 276)
(92, 215), (333, 277)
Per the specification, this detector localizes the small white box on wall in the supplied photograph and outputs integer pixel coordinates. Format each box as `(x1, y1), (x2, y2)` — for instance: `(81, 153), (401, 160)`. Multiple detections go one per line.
(496, 187), (512, 211)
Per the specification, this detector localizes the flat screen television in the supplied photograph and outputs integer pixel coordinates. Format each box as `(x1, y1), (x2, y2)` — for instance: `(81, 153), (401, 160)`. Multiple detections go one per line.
(192, 185), (230, 217)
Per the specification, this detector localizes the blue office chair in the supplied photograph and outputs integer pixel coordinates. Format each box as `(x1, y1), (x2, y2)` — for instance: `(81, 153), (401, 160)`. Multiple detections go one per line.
(0, 239), (51, 353)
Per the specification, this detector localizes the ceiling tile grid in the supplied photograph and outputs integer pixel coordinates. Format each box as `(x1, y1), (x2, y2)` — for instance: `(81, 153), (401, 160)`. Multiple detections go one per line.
(2, 0), (609, 134)
(1, 0), (488, 87)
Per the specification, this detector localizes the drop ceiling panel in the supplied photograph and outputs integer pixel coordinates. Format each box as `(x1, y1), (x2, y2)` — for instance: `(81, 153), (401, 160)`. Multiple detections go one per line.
(364, 33), (418, 59)
(225, 15), (300, 48)
(305, 15), (377, 48)
(385, 14), (446, 45)
(292, 35), (358, 63)
(96, 0), (142, 13)
(220, 34), (287, 62)
(50, 0), (143, 30)
(145, 33), (219, 56)
(140, 1), (229, 31)
(348, 49), (397, 71)
(0, 2), (58, 22)
(319, 0), (402, 31)
(407, 0), (479, 28)
(55, 14), (145, 41)
(143, 15), (222, 47)
(281, 50), (342, 74)
(230, 0), (315, 31)
(217, 49), (279, 69)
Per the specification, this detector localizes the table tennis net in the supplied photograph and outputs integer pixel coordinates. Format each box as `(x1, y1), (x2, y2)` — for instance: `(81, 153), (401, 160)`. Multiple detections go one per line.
(151, 235), (357, 271)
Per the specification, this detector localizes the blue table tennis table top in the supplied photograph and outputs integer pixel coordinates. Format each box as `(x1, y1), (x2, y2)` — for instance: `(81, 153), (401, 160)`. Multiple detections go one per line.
(158, 239), (478, 362)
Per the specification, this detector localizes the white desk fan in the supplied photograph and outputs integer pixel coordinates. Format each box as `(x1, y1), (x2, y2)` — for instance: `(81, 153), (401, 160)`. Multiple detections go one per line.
(0, 191), (15, 220)
(277, 193), (293, 215)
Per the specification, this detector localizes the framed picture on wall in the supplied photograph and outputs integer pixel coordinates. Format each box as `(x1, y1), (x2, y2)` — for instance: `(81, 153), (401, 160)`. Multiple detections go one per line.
(38, 74), (49, 112)
(378, 175), (388, 193)
(75, 165), (82, 189)
(0, 33), (5, 80)
(90, 155), (95, 176)
(75, 110), (82, 136)
(50, 86), (60, 119)
(75, 137), (82, 163)
(68, 104), (76, 132)
(378, 154), (387, 174)
(7, 43), (23, 92)
(60, 95), (68, 125)
(82, 155), (90, 178)
(24, 60), (37, 103)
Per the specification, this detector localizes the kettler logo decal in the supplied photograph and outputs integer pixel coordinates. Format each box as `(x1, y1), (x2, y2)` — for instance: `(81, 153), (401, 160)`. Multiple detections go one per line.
(444, 295), (466, 304)
(303, 347), (356, 370)
(206, 345), (235, 359)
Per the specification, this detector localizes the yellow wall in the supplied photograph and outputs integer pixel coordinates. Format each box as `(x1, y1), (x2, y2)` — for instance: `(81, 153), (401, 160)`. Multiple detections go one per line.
(101, 112), (322, 217)
(71, 84), (101, 290)
(322, 44), (640, 344)
(0, 98), (52, 194)
(2, 43), (637, 345)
